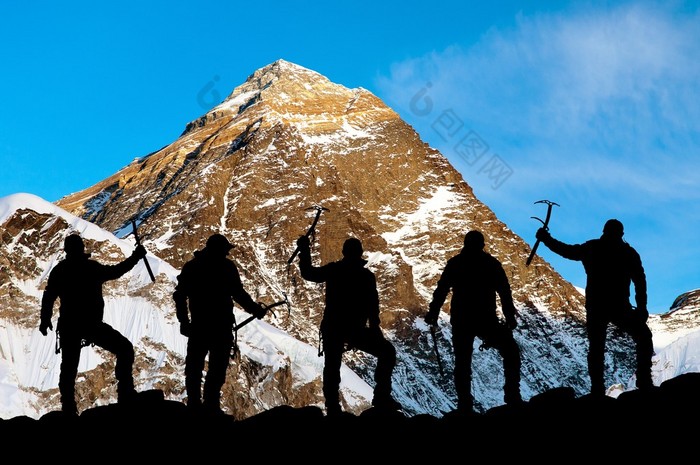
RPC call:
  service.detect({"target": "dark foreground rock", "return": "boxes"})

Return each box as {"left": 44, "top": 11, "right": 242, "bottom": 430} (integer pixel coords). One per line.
{"left": 3, "top": 373, "right": 699, "bottom": 460}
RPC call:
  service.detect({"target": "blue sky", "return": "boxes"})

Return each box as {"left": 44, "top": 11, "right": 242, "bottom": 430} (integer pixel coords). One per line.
{"left": 1, "top": 1, "right": 698, "bottom": 313}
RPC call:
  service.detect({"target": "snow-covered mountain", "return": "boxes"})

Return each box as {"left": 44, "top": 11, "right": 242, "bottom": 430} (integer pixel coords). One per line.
{"left": 1, "top": 60, "right": 698, "bottom": 420}
{"left": 645, "top": 289, "right": 700, "bottom": 383}
{"left": 0, "top": 193, "right": 374, "bottom": 419}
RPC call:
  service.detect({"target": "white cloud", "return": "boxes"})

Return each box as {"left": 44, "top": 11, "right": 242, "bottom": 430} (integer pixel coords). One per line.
{"left": 375, "top": 3, "right": 700, "bottom": 313}
{"left": 376, "top": 3, "right": 700, "bottom": 180}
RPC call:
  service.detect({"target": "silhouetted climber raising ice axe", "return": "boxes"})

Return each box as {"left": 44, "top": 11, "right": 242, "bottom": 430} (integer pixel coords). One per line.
{"left": 536, "top": 219, "right": 654, "bottom": 396}
{"left": 294, "top": 234, "right": 402, "bottom": 416}
{"left": 39, "top": 233, "right": 148, "bottom": 416}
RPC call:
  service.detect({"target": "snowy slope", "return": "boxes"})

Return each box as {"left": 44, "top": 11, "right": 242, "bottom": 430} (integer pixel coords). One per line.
{"left": 0, "top": 193, "right": 373, "bottom": 419}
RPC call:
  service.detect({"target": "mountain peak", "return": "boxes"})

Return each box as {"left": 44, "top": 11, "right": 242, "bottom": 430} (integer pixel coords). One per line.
{"left": 218, "top": 59, "right": 329, "bottom": 106}
{"left": 181, "top": 58, "right": 395, "bottom": 140}
{"left": 248, "top": 59, "right": 328, "bottom": 85}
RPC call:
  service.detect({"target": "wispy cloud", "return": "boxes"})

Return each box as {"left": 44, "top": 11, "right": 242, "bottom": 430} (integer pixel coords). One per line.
{"left": 376, "top": 3, "right": 700, "bottom": 192}
{"left": 375, "top": 2, "right": 700, "bottom": 311}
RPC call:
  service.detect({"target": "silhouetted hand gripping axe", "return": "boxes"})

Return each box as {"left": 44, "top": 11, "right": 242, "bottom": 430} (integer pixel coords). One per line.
{"left": 287, "top": 205, "right": 329, "bottom": 264}
{"left": 230, "top": 293, "right": 291, "bottom": 359}
{"left": 232, "top": 293, "right": 291, "bottom": 332}
{"left": 525, "top": 199, "right": 559, "bottom": 267}
{"left": 131, "top": 219, "right": 156, "bottom": 282}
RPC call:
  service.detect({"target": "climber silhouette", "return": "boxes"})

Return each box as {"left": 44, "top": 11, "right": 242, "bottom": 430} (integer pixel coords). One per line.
{"left": 173, "top": 233, "right": 266, "bottom": 415}
{"left": 39, "top": 233, "right": 147, "bottom": 416}
{"left": 424, "top": 230, "right": 522, "bottom": 412}
{"left": 536, "top": 219, "right": 654, "bottom": 395}
{"left": 295, "top": 235, "right": 401, "bottom": 416}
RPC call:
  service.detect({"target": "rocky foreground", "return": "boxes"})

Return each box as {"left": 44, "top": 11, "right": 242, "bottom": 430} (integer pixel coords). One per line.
{"left": 3, "top": 373, "right": 698, "bottom": 460}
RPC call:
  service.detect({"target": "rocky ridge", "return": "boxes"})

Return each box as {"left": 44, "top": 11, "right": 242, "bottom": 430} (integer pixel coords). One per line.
{"left": 3, "top": 374, "right": 699, "bottom": 461}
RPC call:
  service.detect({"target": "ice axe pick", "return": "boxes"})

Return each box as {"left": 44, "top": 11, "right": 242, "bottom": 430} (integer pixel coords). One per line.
{"left": 525, "top": 200, "right": 559, "bottom": 267}
{"left": 287, "top": 205, "right": 329, "bottom": 264}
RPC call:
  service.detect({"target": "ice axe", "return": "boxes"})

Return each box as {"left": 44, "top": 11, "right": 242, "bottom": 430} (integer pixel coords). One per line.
{"left": 230, "top": 293, "right": 290, "bottom": 359}
{"left": 430, "top": 324, "right": 445, "bottom": 378}
{"left": 130, "top": 219, "right": 156, "bottom": 282}
{"left": 232, "top": 292, "right": 290, "bottom": 332}
{"left": 287, "top": 205, "right": 329, "bottom": 264}
{"left": 525, "top": 200, "right": 559, "bottom": 267}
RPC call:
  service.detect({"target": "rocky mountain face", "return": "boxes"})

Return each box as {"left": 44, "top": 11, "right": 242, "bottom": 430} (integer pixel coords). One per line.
{"left": 4, "top": 59, "right": 684, "bottom": 419}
